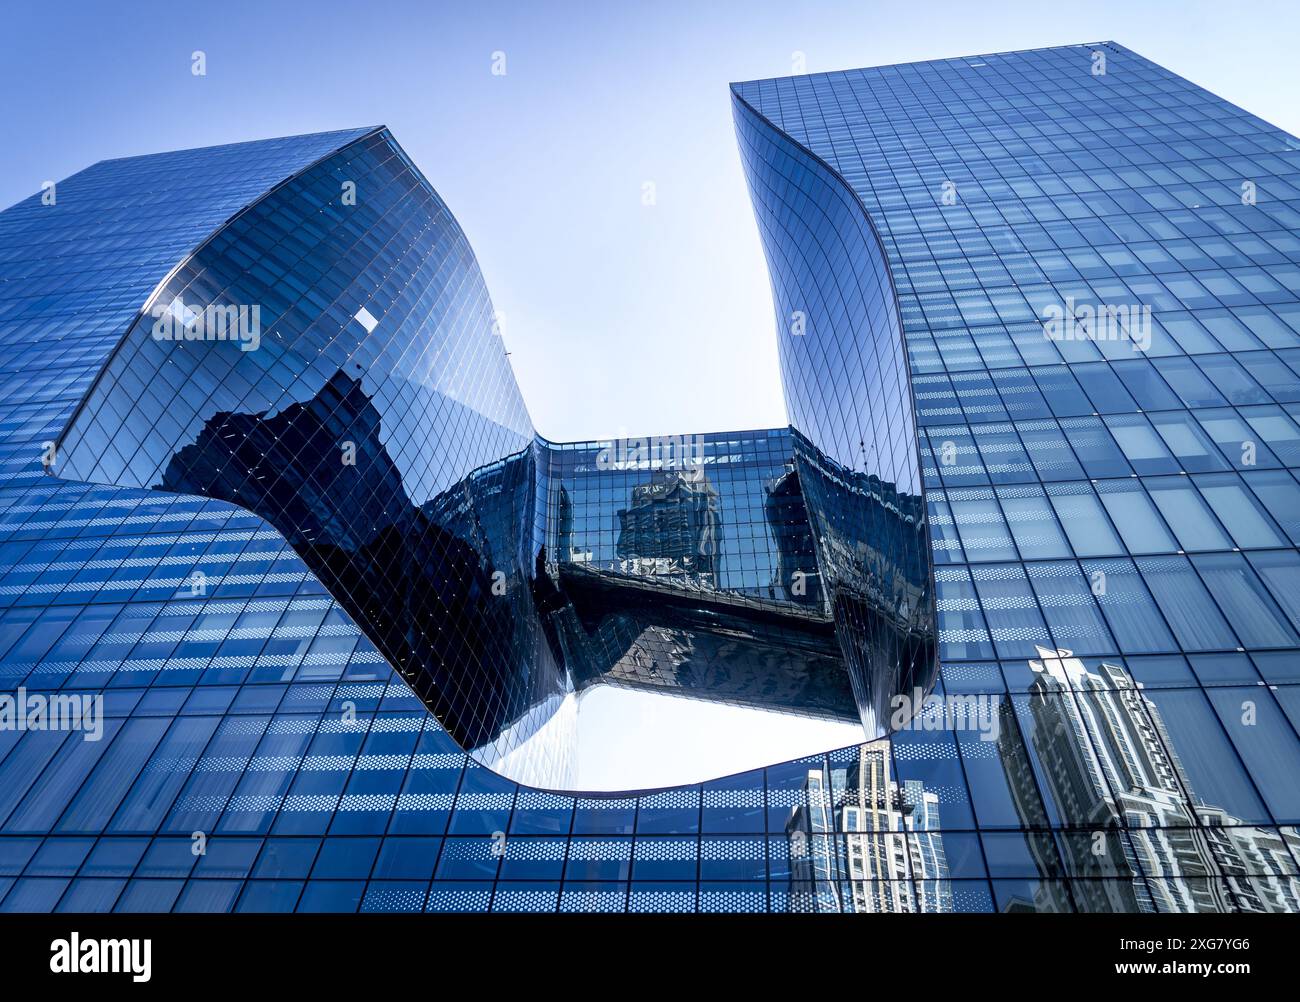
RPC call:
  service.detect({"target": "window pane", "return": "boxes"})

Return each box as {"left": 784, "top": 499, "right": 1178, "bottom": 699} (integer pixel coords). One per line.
{"left": 1095, "top": 480, "right": 1177, "bottom": 554}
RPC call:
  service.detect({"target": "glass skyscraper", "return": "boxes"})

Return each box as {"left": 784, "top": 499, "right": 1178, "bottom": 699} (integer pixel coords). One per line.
{"left": 0, "top": 41, "right": 1297, "bottom": 913}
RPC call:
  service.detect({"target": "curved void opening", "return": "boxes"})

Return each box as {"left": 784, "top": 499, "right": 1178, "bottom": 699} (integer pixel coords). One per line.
{"left": 52, "top": 122, "right": 935, "bottom": 792}
{"left": 574, "top": 688, "right": 864, "bottom": 791}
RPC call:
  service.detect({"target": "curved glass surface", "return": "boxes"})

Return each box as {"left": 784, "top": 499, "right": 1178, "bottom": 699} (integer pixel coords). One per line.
{"left": 54, "top": 128, "right": 572, "bottom": 781}
{"left": 733, "top": 91, "right": 938, "bottom": 733}
{"left": 51, "top": 123, "right": 938, "bottom": 787}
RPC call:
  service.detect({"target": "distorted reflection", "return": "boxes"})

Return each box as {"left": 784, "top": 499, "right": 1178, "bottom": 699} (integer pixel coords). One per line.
{"left": 780, "top": 648, "right": 1300, "bottom": 912}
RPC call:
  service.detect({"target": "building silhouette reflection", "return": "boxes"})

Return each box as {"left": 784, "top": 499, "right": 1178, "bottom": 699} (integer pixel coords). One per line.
{"left": 784, "top": 647, "right": 1300, "bottom": 912}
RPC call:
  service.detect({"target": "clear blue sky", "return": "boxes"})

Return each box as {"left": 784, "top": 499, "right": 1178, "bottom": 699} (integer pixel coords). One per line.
{"left": 5, "top": 0, "right": 1298, "bottom": 787}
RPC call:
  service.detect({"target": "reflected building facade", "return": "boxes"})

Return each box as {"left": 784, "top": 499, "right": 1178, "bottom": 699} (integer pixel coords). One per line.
{"left": 615, "top": 468, "right": 721, "bottom": 585}
{"left": 1006, "top": 648, "right": 1300, "bottom": 913}
{"left": 0, "top": 41, "right": 1298, "bottom": 913}
{"left": 787, "top": 739, "right": 951, "bottom": 913}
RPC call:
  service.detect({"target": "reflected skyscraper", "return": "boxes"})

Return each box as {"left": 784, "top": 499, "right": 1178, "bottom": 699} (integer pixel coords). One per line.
{"left": 615, "top": 468, "right": 722, "bottom": 586}
{"left": 1008, "top": 648, "right": 1300, "bottom": 913}
{"left": 787, "top": 739, "right": 951, "bottom": 913}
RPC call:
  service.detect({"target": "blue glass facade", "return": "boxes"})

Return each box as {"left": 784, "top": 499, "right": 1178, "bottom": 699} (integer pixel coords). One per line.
{"left": 733, "top": 41, "right": 1300, "bottom": 912}
{"left": 0, "top": 41, "right": 1298, "bottom": 913}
